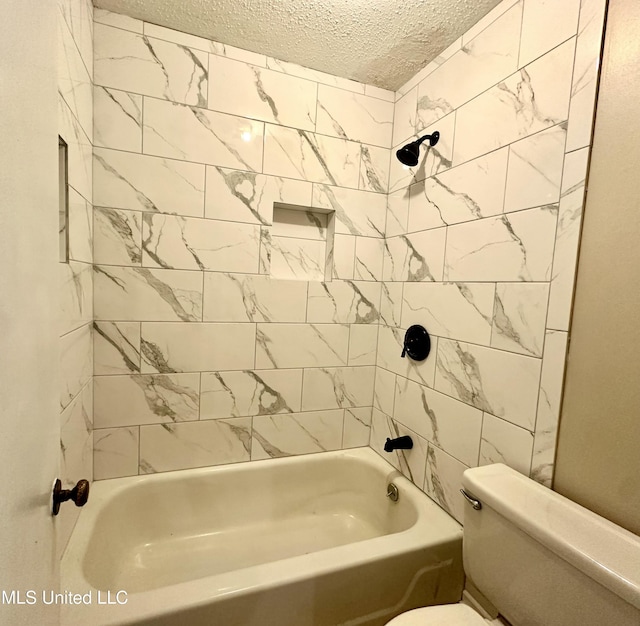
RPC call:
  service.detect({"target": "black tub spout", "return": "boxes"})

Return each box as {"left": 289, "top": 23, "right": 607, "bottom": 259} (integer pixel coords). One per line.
{"left": 384, "top": 436, "right": 413, "bottom": 452}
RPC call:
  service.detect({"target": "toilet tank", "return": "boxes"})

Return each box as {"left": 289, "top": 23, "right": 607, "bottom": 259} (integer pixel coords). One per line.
{"left": 461, "top": 464, "right": 640, "bottom": 626}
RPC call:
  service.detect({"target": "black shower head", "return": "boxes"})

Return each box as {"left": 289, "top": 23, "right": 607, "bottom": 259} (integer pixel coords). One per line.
{"left": 396, "top": 131, "right": 440, "bottom": 166}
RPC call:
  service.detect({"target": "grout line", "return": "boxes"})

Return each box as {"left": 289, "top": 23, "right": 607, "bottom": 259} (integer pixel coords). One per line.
{"left": 140, "top": 94, "right": 145, "bottom": 154}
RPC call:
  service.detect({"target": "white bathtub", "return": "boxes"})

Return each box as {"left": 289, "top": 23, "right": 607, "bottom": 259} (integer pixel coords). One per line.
{"left": 61, "top": 448, "right": 463, "bottom": 626}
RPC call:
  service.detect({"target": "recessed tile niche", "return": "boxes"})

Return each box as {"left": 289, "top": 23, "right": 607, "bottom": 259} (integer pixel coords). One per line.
{"left": 268, "top": 203, "right": 335, "bottom": 281}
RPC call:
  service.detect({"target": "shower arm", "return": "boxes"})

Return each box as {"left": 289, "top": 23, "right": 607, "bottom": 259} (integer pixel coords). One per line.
{"left": 414, "top": 131, "right": 440, "bottom": 147}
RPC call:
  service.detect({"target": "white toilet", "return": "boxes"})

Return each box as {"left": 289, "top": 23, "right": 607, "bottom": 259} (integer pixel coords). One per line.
{"left": 386, "top": 463, "right": 640, "bottom": 626}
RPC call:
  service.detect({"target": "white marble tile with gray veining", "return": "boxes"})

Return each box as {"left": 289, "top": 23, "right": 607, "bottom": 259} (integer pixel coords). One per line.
{"left": 454, "top": 39, "right": 575, "bottom": 165}
{"left": 531, "top": 330, "right": 568, "bottom": 486}
{"left": 312, "top": 184, "right": 386, "bottom": 238}
{"left": 94, "top": 426, "right": 140, "bottom": 480}
{"left": 332, "top": 234, "right": 356, "bottom": 279}
{"left": 547, "top": 147, "right": 589, "bottom": 331}
{"left": 58, "top": 14, "right": 92, "bottom": 141}
{"left": 60, "top": 323, "right": 93, "bottom": 411}
{"left": 407, "top": 148, "right": 508, "bottom": 232}
{"left": 265, "top": 57, "right": 365, "bottom": 94}
{"left": 322, "top": 193, "right": 336, "bottom": 282}
{"left": 270, "top": 236, "right": 326, "bottom": 281}
{"left": 389, "top": 113, "right": 455, "bottom": 193}
{"left": 93, "top": 207, "right": 142, "bottom": 266}
{"left": 140, "top": 322, "right": 255, "bottom": 373}
{"left": 205, "top": 167, "right": 312, "bottom": 226}
{"left": 518, "top": 0, "right": 580, "bottom": 68}
{"left": 301, "top": 366, "right": 375, "bottom": 411}
{"left": 94, "top": 373, "right": 200, "bottom": 428}
{"left": 360, "top": 82, "right": 398, "bottom": 103}
{"left": 343, "top": 407, "right": 372, "bottom": 448}
{"left": 94, "top": 7, "right": 142, "bottom": 33}
{"left": 504, "top": 124, "right": 567, "bottom": 213}
{"left": 263, "top": 125, "right": 360, "bottom": 188}
{"left": 93, "top": 148, "right": 205, "bottom": 217}
{"left": 255, "top": 323, "right": 349, "bottom": 369}
{"left": 444, "top": 206, "right": 558, "bottom": 282}
{"left": 200, "top": 369, "right": 302, "bottom": 419}
{"left": 348, "top": 324, "right": 378, "bottom": 366}
{"left": 566, "top": 0, "right": 607, "bottom": 152}
{"left": 60, "top": 383, "right": 93, "bottom": 489}
{"left": 376, "top": 325, "right": 437, "bottom": 389}
{"left": 435, "top": 338, "right": 541, "bottom": 430}
{"left": 491, "top": 283, "right": 549, "bottom": 357}
{"left": 307, "top": 281, "right": 380, "bottom": 324}
{"left": 203, "top": 273, "right": 307, "bottom": 322}
{"left": 141, "top": 213, "right": 260, "bottom": 273}
{"left": 379, "top": 282, "right": 403, "bottom": 328}
{"left": 68, "top": 187, "right": 93, "bottom": 264}
{"left": 140, "top": 417, "right": 251, "bottom": 473}
{"left": 143, "top": 98, "right": 264, "bottom": 171}
{"left": 210, "top": 42, "right": 265, "bottom": 67}
{"left": 392, "top": 88, "right": 418, "bottom": 148}
{"left": 208, "top": 55, "right": 316, "bottom": 130}
{"left": 258, "top": 226, "right": 271, "bottom": 275}
{"left": 395, "top": 425, "right": 429, "bottom": 488}
{"left": 359, "top": 144, "right": 390, "bottom": 194}
{"left": 58, "top": 0, "right": 93, "bottom": 79}
{"left": 94, "top": 265, "right": 203, "bottom": 322}
{"left": 143, "top": 21, "right": 265, "bottom": 66}
{"left": 383, "top": 228, "right": 446, "bottom": 282}
{"left": 94, "top": 321, "right": 141, "bottom": 375}
{"left": 59, "top": 95, "right": 92, "bottom": 201}
{"left": 402, "top": 282, "right": 495, "bottom": 345}
{"left": 479, "top": 413, "right": 534, "bottom": 475}
{"left": 93, "top": 86, "right": 142, "bottom": 152}
{"left": 424, "top": 445, "right": 469, "bottom": 524}
{"left": 394, "top": 377, "right": 482, "bottom": 466}
{"left": 373, "top": 367, "right": 395, "bottom": 417}
{"left": 251, "top": 410, "right": 344, "bottom": 460}
{"left": 416, "top": 3, "right": 522, "bottom": 131}
{"left": 94, "top": 24, "right": 208, "bottom": 106}
{"left": 354, "top": 237, "right": 384, "bottom": 281}
{"left": 386, "top": 191, "right": 410, "bottom": 238}
{"left": 316, "top": 85, "right": 394, "bottom": 148}
{"left": 60, "top": 261, "right": 93, "bottom": 336}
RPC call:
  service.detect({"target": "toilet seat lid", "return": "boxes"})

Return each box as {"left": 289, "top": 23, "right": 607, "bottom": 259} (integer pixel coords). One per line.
{"left": 386, "top": 603, "right": 489, "bottom": 625}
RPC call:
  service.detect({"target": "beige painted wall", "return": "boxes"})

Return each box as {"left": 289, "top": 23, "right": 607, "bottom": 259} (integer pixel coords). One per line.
{"left": 554, "top": 0, "right": 640, "bottom": 536}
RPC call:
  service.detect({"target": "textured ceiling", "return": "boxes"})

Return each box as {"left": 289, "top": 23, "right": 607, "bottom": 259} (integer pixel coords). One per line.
{"left": 93, "top": 0, "right": 502, "bottom": 91}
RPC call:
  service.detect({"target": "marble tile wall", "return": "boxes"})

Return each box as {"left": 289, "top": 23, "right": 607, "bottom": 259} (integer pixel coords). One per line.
{"left": 91, "top": 10, "right": 393, "bottom": 479}
{"left": 377, "top": 0, "right": 607, "bottom": 523}
{"left": 57, "top": 0, "right": 94, "bottom": 556}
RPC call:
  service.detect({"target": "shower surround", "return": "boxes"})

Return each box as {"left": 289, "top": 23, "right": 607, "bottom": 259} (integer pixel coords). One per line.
{"left": 87, "top": 0, "right": 606, "bottom": 525}
{"left": 90, "top": 9, "right": 392, "bottom": 478}
{"left": 375, "top": 0, "right": 606, "bottom": 522}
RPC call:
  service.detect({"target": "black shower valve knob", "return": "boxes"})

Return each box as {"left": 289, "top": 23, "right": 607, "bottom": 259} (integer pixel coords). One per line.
{"left": 401, "top": 325, "right": 431, "bottom": 361}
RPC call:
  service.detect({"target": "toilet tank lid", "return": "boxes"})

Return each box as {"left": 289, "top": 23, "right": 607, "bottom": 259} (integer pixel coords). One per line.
{"left": 462, "top": 464, "right": 640, "bottom": 611}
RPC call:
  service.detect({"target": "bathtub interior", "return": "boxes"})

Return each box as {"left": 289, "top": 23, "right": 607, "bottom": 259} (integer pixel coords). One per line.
{"left": 81, "top": 452, "right": 421, "bottom": 593}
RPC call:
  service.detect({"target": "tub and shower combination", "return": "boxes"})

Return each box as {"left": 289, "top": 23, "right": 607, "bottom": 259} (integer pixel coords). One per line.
{"left": 61, "top": 448, "right": 463, "bottom": 625}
